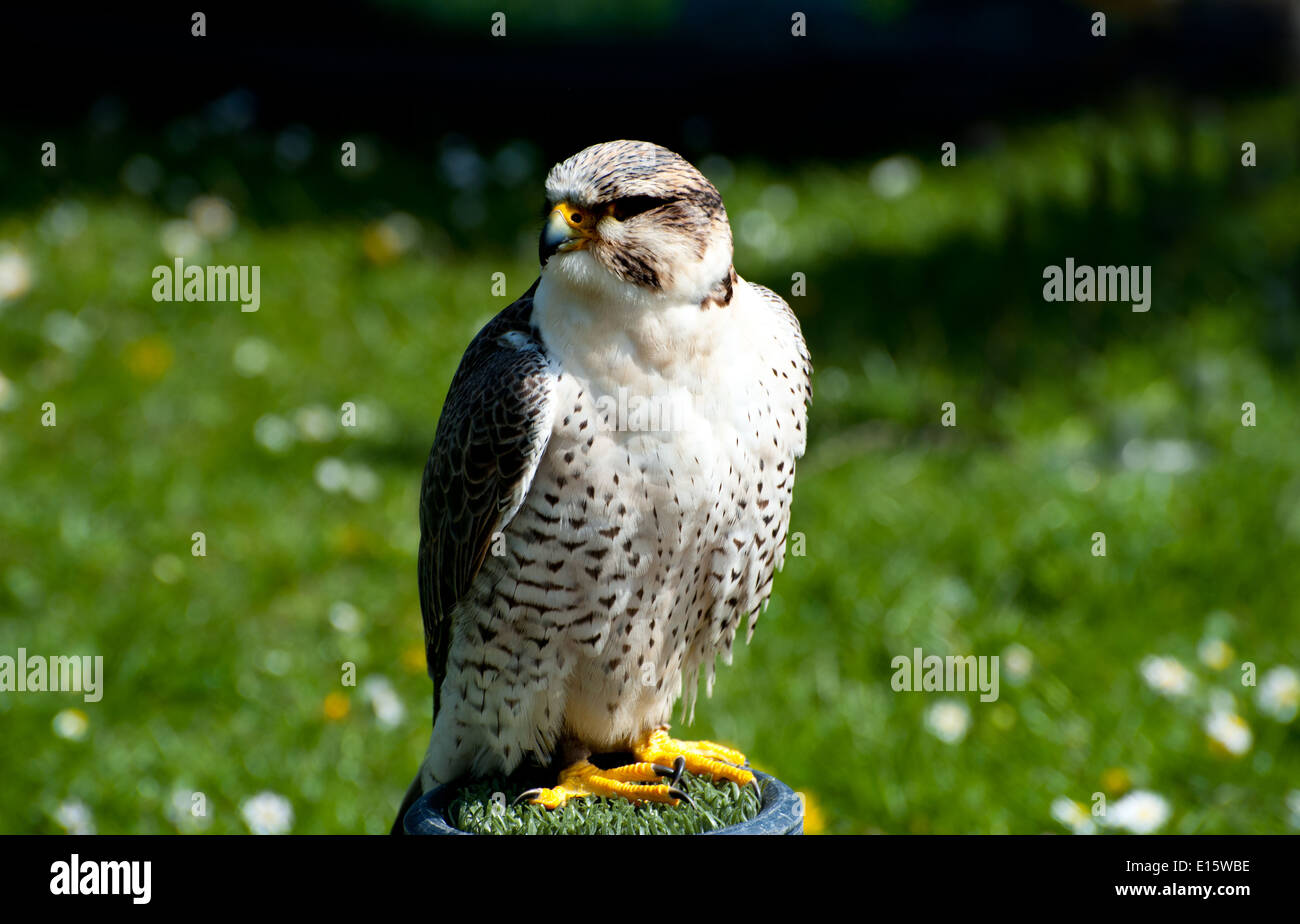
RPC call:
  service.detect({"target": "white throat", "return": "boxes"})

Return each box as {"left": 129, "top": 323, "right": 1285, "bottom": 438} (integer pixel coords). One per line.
{"left": 533, "top": 257, "right": 733, "bottom": 398}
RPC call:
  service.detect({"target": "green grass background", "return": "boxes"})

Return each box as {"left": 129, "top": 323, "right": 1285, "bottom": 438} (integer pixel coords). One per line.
{"left": 0, "top": 94, "right": 1297, "bottom": 833}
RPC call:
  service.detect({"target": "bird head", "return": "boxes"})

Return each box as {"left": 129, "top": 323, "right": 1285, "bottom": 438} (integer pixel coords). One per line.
{"left": 539, "top": 141, "right": 734, "bottom": 307}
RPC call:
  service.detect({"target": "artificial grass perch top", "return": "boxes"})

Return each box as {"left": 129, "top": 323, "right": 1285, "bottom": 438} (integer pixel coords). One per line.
{"left": 447, "top": 771, "right": 764, "bottom": 835}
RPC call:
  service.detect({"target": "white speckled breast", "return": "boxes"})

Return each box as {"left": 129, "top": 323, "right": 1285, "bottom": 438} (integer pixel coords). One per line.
{"left": 425, "top": 276, "right": 809, "bottom": 784}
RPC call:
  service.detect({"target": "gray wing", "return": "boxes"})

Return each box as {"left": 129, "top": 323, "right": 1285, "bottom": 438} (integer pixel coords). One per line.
{"left": 418, "top": 281, "right": 556, "bottom": 715}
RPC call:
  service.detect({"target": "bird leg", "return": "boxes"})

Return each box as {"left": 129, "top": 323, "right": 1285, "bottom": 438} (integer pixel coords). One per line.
{"left": 516, "top": 758, "right": 688, "bottom": 809}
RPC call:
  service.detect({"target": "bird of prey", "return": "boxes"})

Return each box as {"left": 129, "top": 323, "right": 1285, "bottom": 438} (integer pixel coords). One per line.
{"left": 393, "top": 140, "right": 811, "bottom": 831}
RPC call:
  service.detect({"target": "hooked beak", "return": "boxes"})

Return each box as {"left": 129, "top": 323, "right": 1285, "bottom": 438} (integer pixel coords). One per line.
{"left": 539, "top": 202, "right": 595, "bottom": 266}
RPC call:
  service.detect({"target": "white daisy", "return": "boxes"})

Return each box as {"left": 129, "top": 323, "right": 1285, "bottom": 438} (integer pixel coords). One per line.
{"left": 233, "top": 337, "right": 273, "bottom": 377}
{"left": 342, "top": 398, "right": 395, "bottom": 440}
{"left": 1108, "top": 790, "right": 1171, "bottom": 834}
{"left": 159, "top": 219, "right": 206, "bottom": 259}
{"left": 41, "top": 311, "right": 92, "bottom": 354}
{"left": 1204, "top": 709, "right": 1252, "bottom": 756}
{"left": 924, "top": 700, "right": 970, "bottom": 744}
{"left": 187, "top": 196, "right": 236, "bottom": 240}
{"left": 361, "top": 675, "right": 405, "bottom": 728}
{"left": 1197, "top": 637, "right": 1233, "bottom": 671}
{"left": 261, "top": 650, "right": 292, "bottom": 676}
{"left": 1140, "top": 655, "right": 1193, "bottom": 698}
{"left": 167, "top": 786, "right": 210, "bottom": 830}
{"left": 241, "top": 791, "right": 293, "bottom": 835}
{"left": 39, "top": 200, "right": 88, "bottom": 243}
{"left": 1120, "top": 438, "right": 1197, "bottom": 474}
{"left": 0, "top": 248, "right": 34, "bottom": 304}
{"left": 1001, "top": 644, "right": 1033, "bottom": 683}
{"left": 295, "top": 405, "right": 335, "bottom": 443}
{"left": 1050, "top": 797, "right": 1096, "bottom": 835}
{"left": 55, "top": 798, "right": 95, "bottom": 835}
{"left": 344, "top": 463, "right": 381, "bottom": 503}
{"left": 1258, "top": 666, "right": 1299, "bottom": 722}
{"left": 868, "top": 155, "right": 921, "bottom": 199}
{"left": 314, "top": 457, "right": 349, "bottom": 493}
{"left": 52, "top": 709, "right": 89, "bottom": 741}
{"left": 253, "top": 414, "right": 296, "bottom": 455}
{"left": 329, "top": 601, "right": 362, "bottom": 634}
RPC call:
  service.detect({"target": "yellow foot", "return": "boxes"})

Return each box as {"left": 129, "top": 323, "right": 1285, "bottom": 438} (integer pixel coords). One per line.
{"left": 518, "top": 758, "right": 688, "bottom": 810}
{"left": 632, "top": 727, "right": 756, "bottom": 791}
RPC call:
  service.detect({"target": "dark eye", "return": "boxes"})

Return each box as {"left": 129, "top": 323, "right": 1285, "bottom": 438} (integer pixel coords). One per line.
{"left": 610, "top": 195, "right": 672, "bottom": 221}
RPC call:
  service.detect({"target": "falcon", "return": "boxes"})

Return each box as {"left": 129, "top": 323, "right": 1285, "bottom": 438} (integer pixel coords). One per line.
{"left": 393, "top": 141, "right": 811, "bottom": 832}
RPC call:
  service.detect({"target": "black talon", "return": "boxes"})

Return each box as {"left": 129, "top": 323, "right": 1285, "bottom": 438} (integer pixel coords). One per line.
{"left": 649, "top": 756, "right": 686, "bottom": 788}
{"left": 749, "top": 777, "right": 763, "bottom": 803}
{"left": 668, "top": 787, "right": 696, "bottom": 808}
{"left": 513, "top": 789, "right": 544, "bottom": 806}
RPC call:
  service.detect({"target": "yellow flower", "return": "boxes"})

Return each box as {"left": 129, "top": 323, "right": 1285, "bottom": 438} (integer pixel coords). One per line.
{"left": 402, "top": 644, "right": 427, "bottom": 673}
{"left": 327, "top": 523, "right": 370, "bottom": 558}
{"left": 1101, "top": 767, "right": 1131, "bottom": 796}
{"left": 990, "top": 703, "right": 1017, "bottom": 730}
{"left": 362, "top": 213, "right": 420, "bottom": 266}
{"left": 124, "top": 336, "right": 174, "bottom": 381}
{"left": 323, "top": 692, "right": 350, "bottom": 721}
{"left": 799, "top": 790, "right": 826, "bottom": 835}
